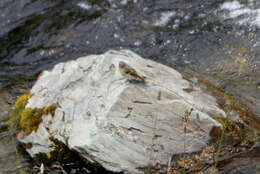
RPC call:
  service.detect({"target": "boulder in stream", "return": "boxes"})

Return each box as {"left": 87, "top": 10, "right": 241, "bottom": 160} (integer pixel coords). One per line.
{"left": 18, "top": 50, "right": 225, "bottom": 174}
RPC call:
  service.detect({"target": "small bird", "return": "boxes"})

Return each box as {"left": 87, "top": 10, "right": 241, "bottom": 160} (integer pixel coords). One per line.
{"left": 119, "top": 61, "right": 146, "bottom": 82}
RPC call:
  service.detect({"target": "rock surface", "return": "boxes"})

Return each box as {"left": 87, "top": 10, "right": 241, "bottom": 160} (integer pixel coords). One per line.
{"left": 19, "top": 50, "right": 225, "bottom": 174}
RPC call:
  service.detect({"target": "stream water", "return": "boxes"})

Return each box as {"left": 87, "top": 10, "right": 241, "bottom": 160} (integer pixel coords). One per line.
{"left": 0, "top": 0, "right": 259, "bottom": 173}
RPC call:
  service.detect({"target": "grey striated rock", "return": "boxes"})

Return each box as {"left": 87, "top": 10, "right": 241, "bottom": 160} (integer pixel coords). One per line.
{"left": 19, "top": 50, "right": 225, "bottom": 174}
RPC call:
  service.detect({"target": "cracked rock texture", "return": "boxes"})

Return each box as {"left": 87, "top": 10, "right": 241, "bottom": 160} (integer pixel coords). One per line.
{"left": 19, "top": 50, "right": 225, "bottom": 174}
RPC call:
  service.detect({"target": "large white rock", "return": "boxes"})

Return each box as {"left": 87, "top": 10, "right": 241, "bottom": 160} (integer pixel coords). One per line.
{"left": 20, "top": 50, "right": 225, "bottom": 174}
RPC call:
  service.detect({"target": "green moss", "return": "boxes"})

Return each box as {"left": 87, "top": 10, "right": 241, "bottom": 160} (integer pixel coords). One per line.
{"left": 20, "top": 103, "right": 59, "bottom": 135}
{"left": 202, "top": 80, "right": 260, "bottom": 131}
{"left": 14, "top": 93, "right": 33, "bottom": 110}
{"left": 20, "top": 108, "right": 43, "bottom": 135}
{"left": 43, "top": 103, "right": 59, "bottom": 116}
{"left": 32, "top": 138, "right": 94, "bottom": 172}
{"left": 20, "top": 108, "right": 35, "bottom": 128}
{"left": 213, "top": 117, "right": 240, "bottom": 138}
{"left": 8, "top": 93, "right": 33, "bottom": 130}
{"left": 35, "top": 138, "right": 73, "bottom": 163}
{"left": 9, "top": 93, "right": 59, "bottom": 136}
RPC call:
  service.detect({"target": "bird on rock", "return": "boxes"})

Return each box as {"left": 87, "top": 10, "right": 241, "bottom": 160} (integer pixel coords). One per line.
{"left": 118, "top": 61, "right": 146, "bottom": 83}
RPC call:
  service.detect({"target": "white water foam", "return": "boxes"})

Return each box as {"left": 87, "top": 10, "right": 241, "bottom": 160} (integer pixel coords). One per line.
{"left": 220, "top": 1, "right": 260, "bottom": 27}
{"left": 154, "top": 11, "right": 176, "bottom": 26}
{"left": 77, "top": 2, "right": 92, "bottom": 10}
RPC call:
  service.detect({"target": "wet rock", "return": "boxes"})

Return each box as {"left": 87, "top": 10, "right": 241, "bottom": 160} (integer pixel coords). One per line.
{"left": 213, "top": 144, "right": 260, "bottom": 174}
{"left": 218, "top": 157, "right": 260, "bottom": 174}
{"left": 19, "top": 50, "right": 225, "bottom": 174}
{"left": 0, "top": 88, "right": 12, "bottom": 122}
{"left": 0, "top": 86, "right": 33, "bottom": 173}
{"left": 0, "top": 130, "right": 31, "bottom": 174}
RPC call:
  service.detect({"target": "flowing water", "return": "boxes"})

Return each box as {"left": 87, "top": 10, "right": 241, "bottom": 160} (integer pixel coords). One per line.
{"left": 0, "top": 0, "right": 259, "bottom": 173}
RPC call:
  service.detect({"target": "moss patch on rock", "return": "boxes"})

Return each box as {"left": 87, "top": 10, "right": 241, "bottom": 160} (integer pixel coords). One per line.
{"left": 202, "top": 79, "right": 260, "bottom": 131}
{"left": 213, "top": 117, "right": 242, "bottom": 138}
{"left": 8, "top": 93, "right": 59, "bottom": 135}
{"left": 165, "top": 78, "right": 259, "bottom": 174}
{"left": 8, "top": 93, "right": 33, "bottom": 130}
{"left": 20, "top": 103, "right": 59, "bottom": 135}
